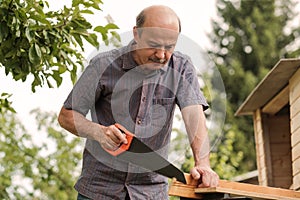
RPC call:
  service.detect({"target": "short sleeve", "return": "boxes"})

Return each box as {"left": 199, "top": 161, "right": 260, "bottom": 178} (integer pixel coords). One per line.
{"left": 63, "top": 61, "right": 102, "bottom": 116}
{"left": 175, "top": 58, "right": 209, "bottom": 110}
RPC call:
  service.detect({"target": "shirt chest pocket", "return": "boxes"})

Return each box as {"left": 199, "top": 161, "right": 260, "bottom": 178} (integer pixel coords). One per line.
{"left": 151, "top": 97, "right": 176, "bottom": 128}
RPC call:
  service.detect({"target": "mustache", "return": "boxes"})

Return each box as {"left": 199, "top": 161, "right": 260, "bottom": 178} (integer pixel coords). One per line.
{"left": 150, "top": 57, "right": 166, "bottom": 64}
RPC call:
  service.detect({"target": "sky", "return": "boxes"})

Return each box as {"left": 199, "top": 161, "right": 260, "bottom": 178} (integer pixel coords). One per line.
{"left": 0, "top": 0, "right": 218, "bottom": 132}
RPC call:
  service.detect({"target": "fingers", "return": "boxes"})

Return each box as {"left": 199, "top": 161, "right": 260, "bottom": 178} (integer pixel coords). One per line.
{"left": 198, "top": 171, "right": 219, "bottom": 188}
{"left": 190, "top": 166, "right": 219, "bottom": 188}
{"left": 101, "top": 125, "right": 128, "bottom": 150}
{"left": 111, "top": 125, "right": 128, "bottom": 144}
{"left": 190, "top": 167, "right": 201, "bottom": 180}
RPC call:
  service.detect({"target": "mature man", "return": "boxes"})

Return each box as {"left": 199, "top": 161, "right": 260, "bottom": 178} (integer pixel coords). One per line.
{"left": 58, "top": 5, "right": 219, "bottom": 200}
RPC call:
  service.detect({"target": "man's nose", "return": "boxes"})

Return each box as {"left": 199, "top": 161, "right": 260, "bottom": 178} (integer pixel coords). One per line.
{"left": 155, "top": 48, "right": 166, "bottom": 59}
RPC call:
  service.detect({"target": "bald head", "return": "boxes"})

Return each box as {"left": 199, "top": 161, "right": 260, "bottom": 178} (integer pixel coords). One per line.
{"left": 136, "top": 5, "right": 181, "bottom": 32}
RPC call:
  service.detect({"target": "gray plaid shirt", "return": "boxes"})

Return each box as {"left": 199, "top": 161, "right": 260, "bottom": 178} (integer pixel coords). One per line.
{"left": 64, "top": 41, "right": 208, "bottom": 199}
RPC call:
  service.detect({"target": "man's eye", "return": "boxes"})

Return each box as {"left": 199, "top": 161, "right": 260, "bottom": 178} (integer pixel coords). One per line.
{"left": 165, "top": 45, "right": 174, "bottom": 50}
{"left": 149, "top": 43, "right": 161, "bottom": 48}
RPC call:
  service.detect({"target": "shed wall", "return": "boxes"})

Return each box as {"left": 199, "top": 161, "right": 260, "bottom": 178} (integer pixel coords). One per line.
{"left": 253, "top": 108, "right": 292, "bottom": 188}
{"left": 266, "top": 114, "right": 292, "bottom": 189}
{"left": 290, "top": 68, "right": 300, "bottom": 191}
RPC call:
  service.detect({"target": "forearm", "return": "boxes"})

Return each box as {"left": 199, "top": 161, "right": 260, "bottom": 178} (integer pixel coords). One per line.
{"left": 182, "top": 105, "right": 211, "bottom": 167}
{"left": 190, "top": 134, "right": 211, "bottom": 167}
{"left": 58, "top": 107, "right": 101, "bottom": 140}
{"left": 58, "top": 106, "right": 127, "bottom": 150}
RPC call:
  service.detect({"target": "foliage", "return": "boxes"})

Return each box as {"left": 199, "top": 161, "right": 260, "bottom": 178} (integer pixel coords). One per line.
{"left": 0, "top": 108, "right": 84, "bottom": 199}
{"left": 0, "top": 93, "right": 16, "bottom": 113}
{"left": 207, "top": 0, "right": 300, "bottom": 179}
{"left": 0, "top": 0, "right": 120, "bottom": 92}
{"left": 0, "top": 0, "right": 121, "bottom": 198}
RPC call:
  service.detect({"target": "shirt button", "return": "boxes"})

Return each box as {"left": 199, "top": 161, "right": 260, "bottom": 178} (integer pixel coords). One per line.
{"left": 142, "top": 96, "right": 146, "bottom": 102}
{"left": 137, "top": 119, "right": 142, "bottom": 124}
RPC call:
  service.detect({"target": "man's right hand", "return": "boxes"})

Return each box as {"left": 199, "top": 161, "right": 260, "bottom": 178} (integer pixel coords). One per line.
{"left": 97, "top": 125, "right": 128, "bottom": 151}
{"left": 58, "top": 107, "right": 128, "bottom": 151}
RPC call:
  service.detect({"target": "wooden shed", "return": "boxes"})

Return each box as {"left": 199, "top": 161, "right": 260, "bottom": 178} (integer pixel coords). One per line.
{"left": 235, "top": 58, "right": 300, "bottom": 190}
{"left": 168, "top": 58, "right": 300, "bottom": 199}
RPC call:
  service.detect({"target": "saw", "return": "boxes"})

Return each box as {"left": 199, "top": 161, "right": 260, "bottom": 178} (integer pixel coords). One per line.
{"left": 105, "top": 123, "right": 187, "bottom": 184}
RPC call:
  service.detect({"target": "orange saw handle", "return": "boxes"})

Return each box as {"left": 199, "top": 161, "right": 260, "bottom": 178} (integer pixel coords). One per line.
{"left": 104, "top": 123, "right": 134, "bottom": 156}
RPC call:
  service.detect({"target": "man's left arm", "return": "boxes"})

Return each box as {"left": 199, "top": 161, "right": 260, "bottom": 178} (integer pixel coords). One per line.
{"left": 181, "top": 105, "right": 219, "bottom": 187}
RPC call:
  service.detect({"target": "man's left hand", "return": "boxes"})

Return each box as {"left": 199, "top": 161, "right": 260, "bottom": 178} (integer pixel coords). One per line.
{"left": 190, "top": 165, "right": 219, "bottom": 188}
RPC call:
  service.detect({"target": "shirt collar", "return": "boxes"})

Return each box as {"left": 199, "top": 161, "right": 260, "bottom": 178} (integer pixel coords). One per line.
{"left": 121, "top": 40, "right": 137, "bottom": 70}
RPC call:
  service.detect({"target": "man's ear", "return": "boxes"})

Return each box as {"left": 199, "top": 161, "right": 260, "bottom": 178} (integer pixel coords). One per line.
{"left": 133, "top": 26, "right": 139, "bottom": 41}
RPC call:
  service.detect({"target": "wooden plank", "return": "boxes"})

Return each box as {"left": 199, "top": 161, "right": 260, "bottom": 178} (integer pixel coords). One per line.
{"left": 291, "top": 126, "right": 300, "bottom": 148}
{"left": 290, "top": 94, "right": 300, "bottom": 118}
{"left": 259, "top": 166, "right": 269, "bottom": 186}
{"left": 169, "top": 174, "right": 300, "bottom": 200}
{"left": 291, "top": 112, "right": 300, "bottom": 133}
{"left": 293, "top": 173, "right": 300, "bottom": 191}
{"left": 168, "top": 174, "right": 203, "bottom": 199}
{"left": 253, "top": 110, "right": 274, "bottom": 186}
{"left": 262, "top": 114, "right": 274, "bottom": 186}
{"left": 289, "top": 68, "right": 300, "bottom": 104}
{"left": 196, "top": 180, "right": 300, "bottom": 200}
{"left": 292, "top": 157, "right": 300, "bottom": 176}
{"left": 253, "top": 110, "right": 265, "bottom": 185}
{"left": 262, "top": 86, "right": 289, "bottom": 115}
{"left": 292, "top": 143, "right": 300, "bottom": 162}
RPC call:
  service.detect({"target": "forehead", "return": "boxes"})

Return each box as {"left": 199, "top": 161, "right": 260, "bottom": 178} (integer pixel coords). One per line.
{"left": 139, "top": 27, "right": 179, "bottom": 43}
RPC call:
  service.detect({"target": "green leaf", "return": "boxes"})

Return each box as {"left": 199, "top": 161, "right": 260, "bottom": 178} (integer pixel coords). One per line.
{"left": 46, "top": 79, "right": 54, "bottom": 88}
{"left": 71, "top": 33, "right": 83, "bottom": 48}
{"left": 1, "top": 93, "right": 10, "bottom": 97}
{"left": 80, "top": 9, "right": 94, "bottom": 15}
{"left": 34, "top": 43, "right": 41, "bottom": 58}
{"left": 72, "top": 0, "right": 81, "bottom": 7}
{"left": 29, "top": 43, "right": 41, "bottom": 64}
{"left": 105, "top": 23, "right": 119, "bottom": 30}
{"left": 100, "top": 32, "right": 108, "bottom": 45}
{"left": 31, "top": 74, "right": 42, "bottom": 92}
{"left": 28, "top": 45, "right": 36, "bottom": 63}
{"left": 25, "top": 27, "right": 33, "bottom": 43}
{"left": 83, "top": 33, "right": 99, "bottom": 47}
{"left": 94, "top": 25, "right": 106, "bottom": 34}
{"left": 111, "top": 31, "right": 121, "bottom": 42}
{"left": 73, "top": 19, "right": 92, "bottom": 29}
{"left": 58, "top": 65, "right": 67, "bottom": 74}
{"left": 30, "top": 14, "right": 50, "bottom": 25}
{"left": 91, "top": 3, "right": 100, "bottom": 10}
{"left": 70, "top": 66, "right": 77, "bottom": 84}
{"left": 52, "top": 70, "right": 63, "bottom": 87}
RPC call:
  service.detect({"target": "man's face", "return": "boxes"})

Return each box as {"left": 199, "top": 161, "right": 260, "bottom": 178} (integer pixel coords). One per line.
{"left": 133, "top": 27, "right": 179, "bottom": 70}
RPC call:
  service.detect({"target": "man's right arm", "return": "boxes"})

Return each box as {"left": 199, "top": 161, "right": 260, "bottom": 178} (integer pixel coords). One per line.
{"left": 58, "top": 106, "right": 127, "bottom": 150}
